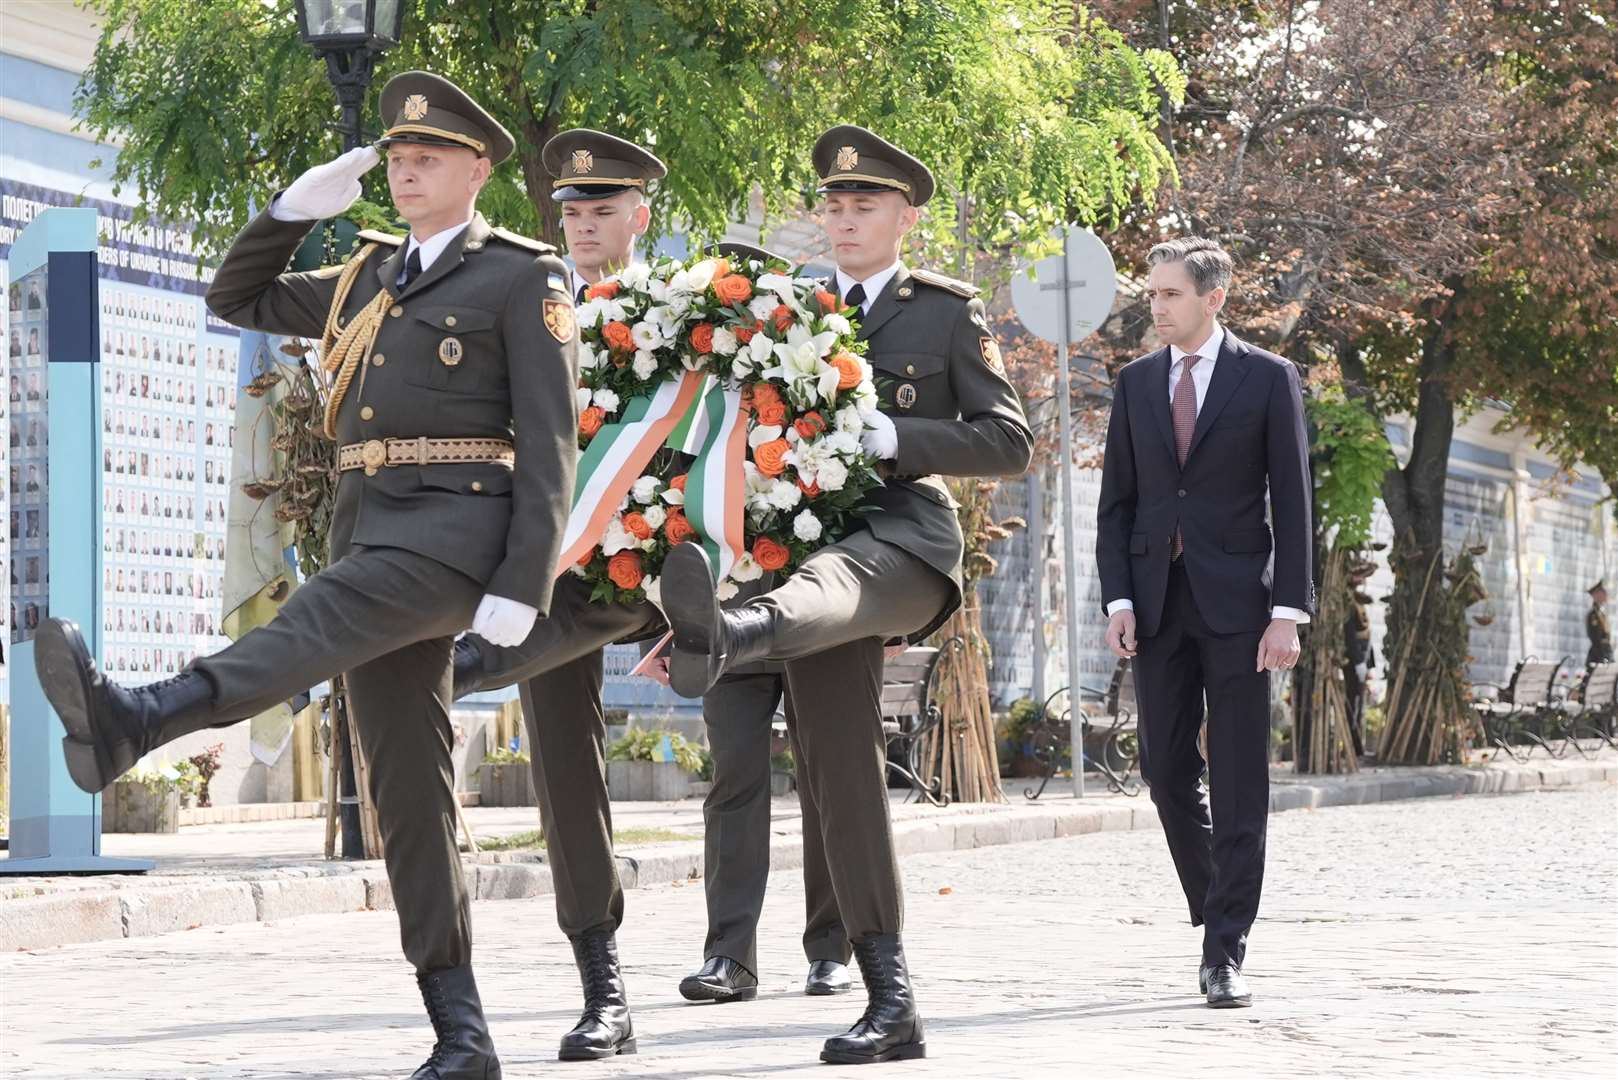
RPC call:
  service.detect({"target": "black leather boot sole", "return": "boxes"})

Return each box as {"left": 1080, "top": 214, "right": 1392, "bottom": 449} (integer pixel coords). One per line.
{"left": 662, "top": 544, "right": 720, "bottom": 698}
{"left": 679, "top": 977, "right": 758, "bottom": 1003}
{"left": 558, "top": 1037, "right": 637, "bottom": 1061}
{"left": 36, "top": 619, "right": 116, "bottom": 793}
{"left": 819, "top": 1034, "right": 927, "bottom": 1065}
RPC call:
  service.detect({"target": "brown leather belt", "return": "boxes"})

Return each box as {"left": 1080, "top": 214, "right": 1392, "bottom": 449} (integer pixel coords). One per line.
{"left": 338, "top": 437, "right": 515, "bottom": 477}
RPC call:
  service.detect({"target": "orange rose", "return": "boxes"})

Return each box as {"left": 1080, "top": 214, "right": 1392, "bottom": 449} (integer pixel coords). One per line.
{"left": 829, "top": 350, "right": 863, "bottom": 391}
{"left": 670, "top": 473, "right": 689, "bottom": 492}
{"left": 690, "top": 323, "right": 716, "bottom": 354}
{"left": 711, "top": 258, "right": 731, "bottom": 278}
{"left": 754, "top": 438, "right": 790, "bottom": 478}
{"left": 752, "top": 382, "right": 788, "bottom": 426}
{"left": 772, "top": 303, "right": 794, "bottom": 332}
{"left": 602, "top": 320, "right": 634, "bottom": 352}
{"left": 663, "top": 508, "right": 696, "bottom": 544}
{"left": 579, "top": 405, "right": 606, "bottom": 438}
{"left": 734, "top": 319, "right": 765, "bottom": 344}
{"left": 816, "top": 288, "right": 838, "bottom": 313}
{"left": 752, "top": 536, "right": 790, "bottom": 572}
{"left": 622, "top": 511, "right": 653, "bottom": 541}
{"left": 577, "top": 547, "right": 597, "bottom": 567}
{"left": 712, "top": 274, "right": 753, "bottom": 306}
{"left": 794, "top": 411, "right": 827, "bottom": 440}
{"left": 797, "top": 478, "right": 822, "bottom": 498}
{"left": 607, "top": 551, "right": 644, "bottom": 590}
{"left": 585, "top": 280, "right": 620, "bottom": 300}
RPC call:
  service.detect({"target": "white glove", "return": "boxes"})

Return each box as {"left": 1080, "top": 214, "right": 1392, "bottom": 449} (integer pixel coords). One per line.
{"left": 271, "top": 146, "right": 380, "bottom": 222}
{"left": 861, "top": 409, "right": 898, "bottom": 460}
{"left": 471, "top": 595, "right": 539, "bottom": 648}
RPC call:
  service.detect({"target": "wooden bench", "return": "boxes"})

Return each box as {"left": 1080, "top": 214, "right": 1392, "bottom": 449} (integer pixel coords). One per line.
{"left": 1471, "top": 657, "right": 1567, "bottom": 761}
{"left": 879, "top": 645, "right": 953, "bottom": 807}
{"left": 1565, "top": 662, "right": 1618, "bottom": 755}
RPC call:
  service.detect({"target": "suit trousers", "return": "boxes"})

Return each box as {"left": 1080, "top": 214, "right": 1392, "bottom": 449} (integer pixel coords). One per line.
{"left": 1131, "top": 562, "right": 1271, "bottom": 969}
{"left": 192, "top": 545, "right": 485, "bottom": 972}
{"left": 471, "top": 576, "right": 661, "bottom": 939}
{"left": 700, "top": 673, "right": 848, "bottom": 974}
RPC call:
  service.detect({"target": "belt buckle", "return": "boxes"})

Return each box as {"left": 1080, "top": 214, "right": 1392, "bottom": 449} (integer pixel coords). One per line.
{"left": 360, "top": 439, "right": 387, "bottom": 476}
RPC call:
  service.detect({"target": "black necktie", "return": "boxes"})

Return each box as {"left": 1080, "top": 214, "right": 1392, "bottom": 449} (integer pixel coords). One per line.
{"left": 400, "top": 246, "right": 424, "bottom": 289}
{"left": 843, "top": 282, "right": 866, "bottom": 310}
{"left": 576, "top": 281, "right": 589, "bottom": 304}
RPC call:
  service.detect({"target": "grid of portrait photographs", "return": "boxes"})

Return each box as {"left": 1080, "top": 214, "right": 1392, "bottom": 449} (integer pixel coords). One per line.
{"left": 9, "top": 266, "right": 49, "bottom": 665}
{"left": 98, "top": 283, "right": 239, "bottom": 684}
{"left": 1, "top": 266, "right": 14, "bottom": 688}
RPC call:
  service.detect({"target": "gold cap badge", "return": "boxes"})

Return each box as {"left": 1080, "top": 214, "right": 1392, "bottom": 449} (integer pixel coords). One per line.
{"left": 835, "top": 145, "right": 859, "bottom": 171}
{"left": 572, "top": 149, "right": 594, "bottom": 175}
{"left": 402, "top": 94, "right": 429, "bottom": 121}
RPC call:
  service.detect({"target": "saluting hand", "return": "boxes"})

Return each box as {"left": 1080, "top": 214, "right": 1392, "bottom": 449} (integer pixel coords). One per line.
{"left": 272, "top": 146, "right": 381, "bottom": 222}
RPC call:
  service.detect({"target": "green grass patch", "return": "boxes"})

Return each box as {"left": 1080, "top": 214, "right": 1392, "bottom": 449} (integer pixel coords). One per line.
{"left": 474, "top": 826, "right": 692, "bottom": 852}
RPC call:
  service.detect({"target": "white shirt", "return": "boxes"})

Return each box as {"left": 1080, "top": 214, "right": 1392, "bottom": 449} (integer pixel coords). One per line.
{"left": 402, "top": 218, "right": 473, "bottom": 283}
{"left": 835, "top": 260, "right": 902, "bottom": 315}
{"left": 1106, "top": 319, "right": 1309, "bottom": 624}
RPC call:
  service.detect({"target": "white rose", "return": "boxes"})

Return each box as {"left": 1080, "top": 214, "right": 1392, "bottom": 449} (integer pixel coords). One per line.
{"left": 575, "top": 387, "right": 594, "bottom": 413}
{"left": 648, "top": 279, "right": 671, "bottom": 303}
{"left": 823, "top": 313, "right": 852, "bottom": 336}
{"left": 836, "top": 405, "right": 864, "bottom": 435}
{"left": 593, "top": 387, "right": 621, "bottom": 414}
{"left": 642, "top": 504, "right": 666, "bottom": 529}
{"left": 632, "top": 351, "right": 658, "bottom": 380}
{"left": 686, "top": 258, "right": 720, "bottom": 292}
{"left": 631, "top": 475, "right": 661, "bottom": 504}
{"left": 818, "top": 457, "right": 849, "bottom": 492}
{"left": 768, "top": 480, "right": 803, "bottom": 511}
{"left": 715, "top": 579, "right": 739, "bottom": 602}
{"left": 618, "top": 263, "right": 651, "bottom": 290}
{"left": 730, "top": 552, "right": 763, "bottom": 582}
{"left": 792, "top": 509, "right": 823, "bottom": 543}
{"left": 640, "top": 537, "right": 658, "bottom": 552}
{"left": 748, "top": 294, "right": 778, "bottom": 323}
{"left": 641, "top": 574, "right": 662, "bottom": 607}
{"left": 711, "top": 327, "right": 739, "bottom": 356}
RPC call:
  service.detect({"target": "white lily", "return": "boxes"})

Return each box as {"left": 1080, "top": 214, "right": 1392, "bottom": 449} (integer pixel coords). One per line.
{"left": 686, "top": 258, "right": 720, "bottom": 292}
{"left": 748, "top": 423, "right": 783, "bottom": 450}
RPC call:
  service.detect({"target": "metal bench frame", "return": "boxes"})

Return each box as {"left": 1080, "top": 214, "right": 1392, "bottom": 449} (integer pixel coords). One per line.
{"left": 1471, "top": 657, "right": 1567, "bottom": 762}
{"left": 1024, "top": 658, "right": 1143, "bottom": 800}
{"left": 878, "top": 641, "right": 956, "bottom": 807}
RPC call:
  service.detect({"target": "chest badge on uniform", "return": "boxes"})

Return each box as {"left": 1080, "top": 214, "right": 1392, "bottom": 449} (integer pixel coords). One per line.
{"left": 543, "top": 298, "right": 576, "bottom": 343}
{"left": 438, "top": 337, "right": 464, "bottom": 368}
{"left": 896, "top": 383, "right": 918, "bottom": 410}
{"left": 979, "top": 336, "right": 1004, "bottom": 373}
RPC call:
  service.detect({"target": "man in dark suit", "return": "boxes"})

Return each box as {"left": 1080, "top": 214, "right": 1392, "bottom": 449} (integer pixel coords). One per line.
{"left": 1096, "top": 236, "right": 1313, "bottom": 1009}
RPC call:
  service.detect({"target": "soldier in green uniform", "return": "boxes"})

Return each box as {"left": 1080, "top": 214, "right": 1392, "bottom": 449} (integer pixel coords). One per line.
{"left": 1588, "top": 580, "right": 1613, "bottom": 666}
{"left": 659, "top": 125, "right": 1034, "bottom": 1064}
{"left": 34, "top": 72, "right": 578, "bottom": 1079}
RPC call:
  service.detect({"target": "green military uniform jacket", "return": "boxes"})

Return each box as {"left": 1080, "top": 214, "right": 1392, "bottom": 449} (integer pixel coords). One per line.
{"left": 853, "top": 265, "right": 1033, "bottom": 638}
{"left": 206, "top": 209, "right": 579, "bottom": 615}
{"left": 1589, "top": 604, "right": 1613, "bottom": 665}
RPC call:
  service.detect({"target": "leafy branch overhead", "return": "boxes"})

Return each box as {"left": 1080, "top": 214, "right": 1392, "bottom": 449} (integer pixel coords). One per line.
{"left": 75, "top": 0, "right": 1181, "bottom": 259}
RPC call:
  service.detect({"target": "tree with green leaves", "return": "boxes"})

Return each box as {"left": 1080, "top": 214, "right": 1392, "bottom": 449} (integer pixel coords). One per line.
{"left": 76, "top": 0, "right": 1180, "bottom": 261}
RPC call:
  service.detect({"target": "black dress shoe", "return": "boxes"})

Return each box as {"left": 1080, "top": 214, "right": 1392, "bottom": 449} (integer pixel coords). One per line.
{"left": 451, "top": 635, "right": 485, "bottom": 701}
{"left": 820, "top": 933, "right": 926, "bottom": 1065}
{"left": 1204, "top": 963, "right": 1252, "bottom": 1008}
{"left": 662, "top": 543, "right": 776, "bottom": 697}
{"left": 412, "top": 964, "right": 502, "bottom": 1079}
{"left": 679, "top": 956, "right": 758, "bottom": 1003}
{"left": 805, "top": 959, "right": 852, "bottom": 996}
{"left": 559, "top": 930, "right": 636, "bottom": 1060}
{"left": 1198, "top": 963, "right": 1210, "bottom": 995}
{"left": 35, "top": 618, "right": 216, "bottom": 793}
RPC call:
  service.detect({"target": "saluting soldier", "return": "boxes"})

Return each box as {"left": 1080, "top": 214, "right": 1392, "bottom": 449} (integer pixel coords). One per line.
{"left": 1588, "top": 580, "right": 1613, "bottom": 666}
{"left": 34, "top": 72, "right": 578, "bottom": 1080}
{"left": 658, "top": 125, "right": 1034, "bottom": 1064}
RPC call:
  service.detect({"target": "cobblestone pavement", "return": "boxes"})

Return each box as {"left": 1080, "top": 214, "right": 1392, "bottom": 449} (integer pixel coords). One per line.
{"left": 3, "top": 784, "right": 1613, "bottom": 1079}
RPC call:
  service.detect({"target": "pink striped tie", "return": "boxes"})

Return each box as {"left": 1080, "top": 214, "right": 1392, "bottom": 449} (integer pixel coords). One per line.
{"left": 1170, "top": 354, "right": 1199, "bottom": 559}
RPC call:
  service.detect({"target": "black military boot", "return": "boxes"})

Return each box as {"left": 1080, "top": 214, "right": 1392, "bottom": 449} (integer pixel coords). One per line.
{"left": 679, "top": 955, "right": 758, "bottom": 1003}
{"left": 805, "top": 959, "right": 853, "bottom": 996}
{"left": 559, "top": 929, "right": 636, "bottom": 1060}
{"left": 451, "top": 635, "right": 485, "bottom": 701}
{"left": 662, "top": 542, "right": 777, "bottom": 698}
{"left": 35, "top": 618, "right": 217, "bottom": 794}
{"left": 413, "top": 964, "right": 502, "bottom": 1079}
{"left": 820, "top": 933, "right": 926, "bottom": 1065}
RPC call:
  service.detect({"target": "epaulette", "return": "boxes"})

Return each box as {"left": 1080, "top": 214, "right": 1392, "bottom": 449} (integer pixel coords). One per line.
{"left": 490, "top": 226, "right": 556, "bottom": 254}
{"left": 356, "top": 228, "right": 405, "bottom": 247}
{"left": 909, "top": 267, "right": 978, "bottom": 299}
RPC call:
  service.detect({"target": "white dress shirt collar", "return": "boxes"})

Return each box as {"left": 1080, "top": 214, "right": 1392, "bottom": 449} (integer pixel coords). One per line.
{"left": 1169, "top": 320, "right": 1223, "bottom": 369}
{"left": 835, "top": 260, "right": 903, "bottom": 314}
{"left": 405, "top": 218, "right": 474, "bottom": 276}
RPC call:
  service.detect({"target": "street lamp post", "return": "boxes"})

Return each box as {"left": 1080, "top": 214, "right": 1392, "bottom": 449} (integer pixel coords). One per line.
{"left": 291, "top": 0, "right": 403, "bottom": 860}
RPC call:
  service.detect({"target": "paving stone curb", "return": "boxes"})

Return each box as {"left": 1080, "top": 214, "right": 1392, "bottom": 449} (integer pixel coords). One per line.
{"left": 4, "top": 755, "right": 1611, "bottom": 951}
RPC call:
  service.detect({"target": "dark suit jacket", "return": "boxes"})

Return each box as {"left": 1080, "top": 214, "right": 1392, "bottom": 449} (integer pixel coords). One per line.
{"left": 1096, "top": 330, "right": 1313, "bottom": 638}
{"left": 207, "top": 209, "right": 579, "bottom": 615}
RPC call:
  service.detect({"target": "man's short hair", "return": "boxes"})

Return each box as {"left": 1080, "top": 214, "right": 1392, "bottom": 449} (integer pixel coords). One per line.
{"left": 1147, "top": 237, "right": 1234, "bottom": 296}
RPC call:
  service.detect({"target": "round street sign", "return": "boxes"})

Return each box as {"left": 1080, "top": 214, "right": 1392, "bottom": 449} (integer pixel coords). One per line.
{"left": 1010, "top": 226, "right": 1118, "bottom": 346}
